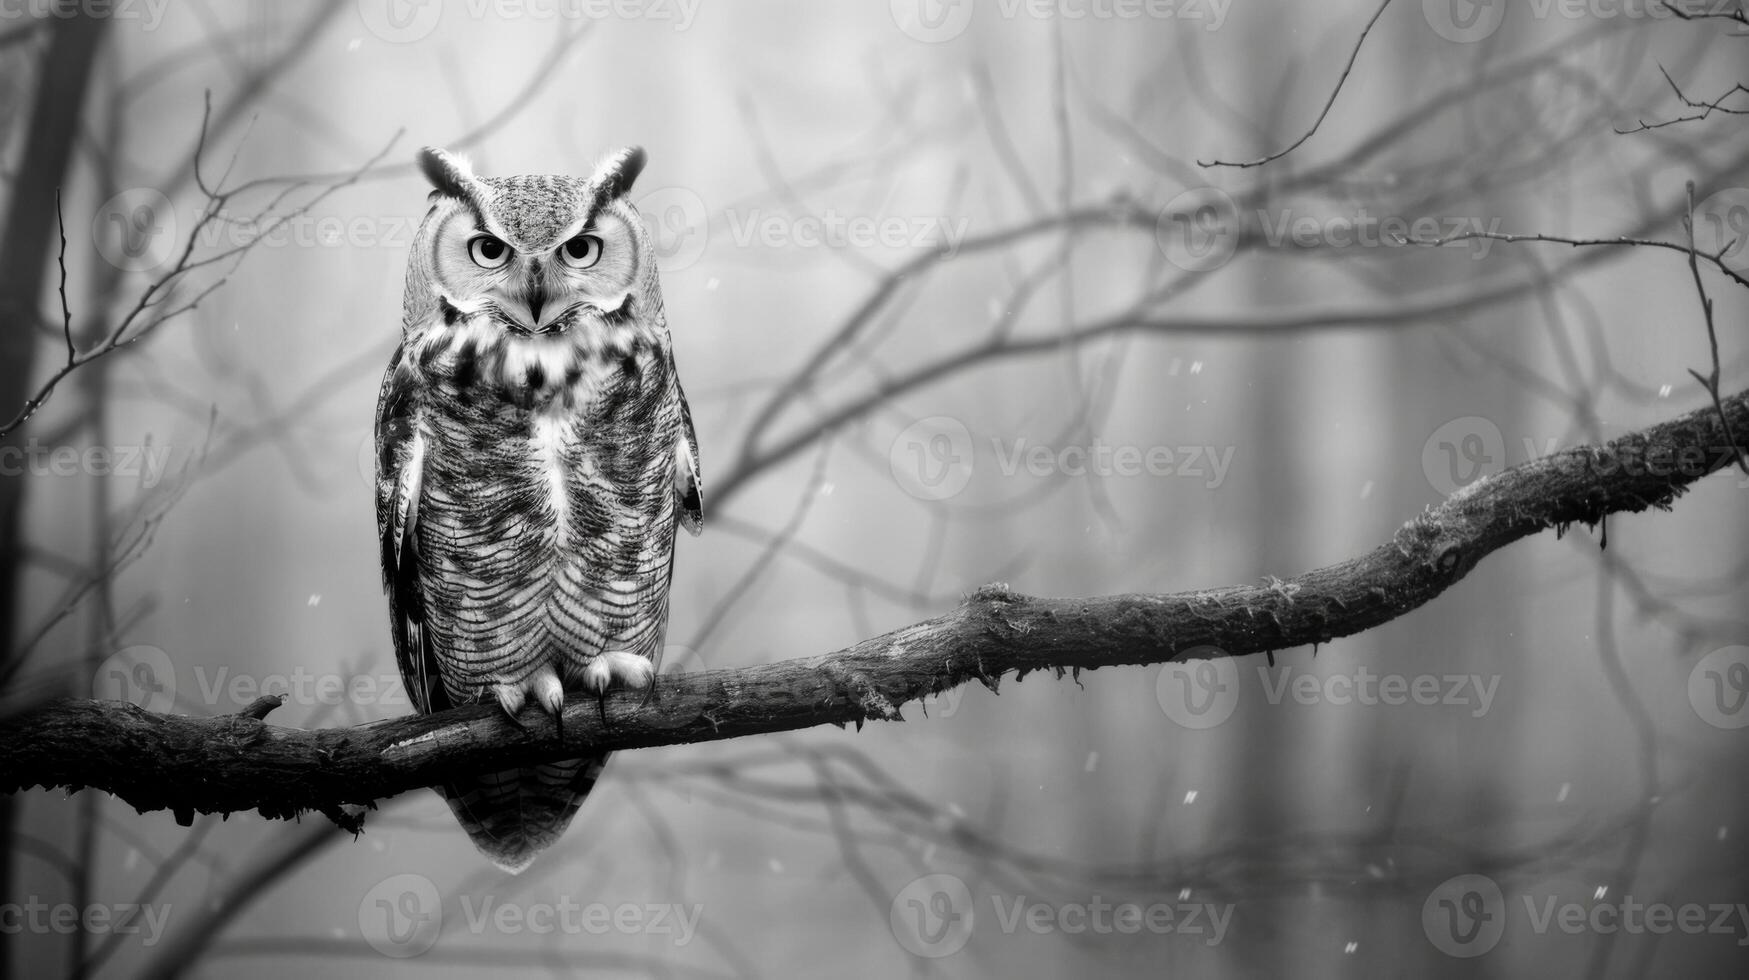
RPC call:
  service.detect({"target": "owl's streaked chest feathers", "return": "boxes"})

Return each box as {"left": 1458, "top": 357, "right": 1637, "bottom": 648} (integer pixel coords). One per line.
{"left": 404, "top": 291, "right": 677, "bottom": 575}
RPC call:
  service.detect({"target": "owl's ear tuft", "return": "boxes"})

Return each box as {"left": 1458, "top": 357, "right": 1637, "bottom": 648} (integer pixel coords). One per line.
{"left": 590, "top": 146, "right": 647, "bottom": 200}
{"left": 418, "top": 147, "right": 482, "bottom": 199}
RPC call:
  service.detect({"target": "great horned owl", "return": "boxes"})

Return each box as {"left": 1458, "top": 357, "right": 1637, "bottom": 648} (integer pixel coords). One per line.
{"left": 375, "top": 145, "right": 702, "bottom": 872}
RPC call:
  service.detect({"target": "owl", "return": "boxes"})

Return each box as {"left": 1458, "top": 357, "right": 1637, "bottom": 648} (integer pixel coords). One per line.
{"left": 375, "top": 145, "right": 702, "bottom": 873}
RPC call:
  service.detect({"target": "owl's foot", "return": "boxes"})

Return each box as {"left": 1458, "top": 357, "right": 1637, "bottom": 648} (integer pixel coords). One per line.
{"left": 492, "top": 667, "right": 567, "bottom": 741}
{"left": 580, "top": 652, "right": 654, "bottom": 727}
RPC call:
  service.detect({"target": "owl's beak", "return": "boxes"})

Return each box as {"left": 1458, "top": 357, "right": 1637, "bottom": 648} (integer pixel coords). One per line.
{"left": 500, "top": 260, "right": 554, "bottom": 334}
{"left": 524, "top": 284, "right": 548, "bottom": 327}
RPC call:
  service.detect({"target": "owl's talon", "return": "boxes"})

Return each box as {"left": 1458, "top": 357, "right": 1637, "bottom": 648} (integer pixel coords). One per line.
{"left": 580, "top": 650, "right": 655, "bottom": 729}
{"left": 501, "top": 706, "right": 533, "bottom": 735}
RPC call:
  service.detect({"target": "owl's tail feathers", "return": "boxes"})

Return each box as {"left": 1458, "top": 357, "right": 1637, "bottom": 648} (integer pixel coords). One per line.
{"left": 441, "top": 754, "right": 608, "bottom": 874}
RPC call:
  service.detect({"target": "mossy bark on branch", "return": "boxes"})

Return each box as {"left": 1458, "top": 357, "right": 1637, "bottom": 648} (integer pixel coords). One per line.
{"left": 3, "top": 388, "right": 1745, "bottom": 830}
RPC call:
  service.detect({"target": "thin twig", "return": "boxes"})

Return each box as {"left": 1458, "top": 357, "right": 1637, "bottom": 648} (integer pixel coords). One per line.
{"left": 1200, "top": 0, "right": 1395, "bottom": 169}
{"left": 1616, "top": 64, "right": 1749, "bottom": 133}
{"left": 1681, "top": 181, "right": 1749, "bottom": 473}
{"left": 54, "top": 189, "right": 73, "bottom": 362}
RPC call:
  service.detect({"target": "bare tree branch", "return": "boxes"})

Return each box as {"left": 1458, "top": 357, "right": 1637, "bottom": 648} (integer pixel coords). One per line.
{"left": 4, "top": 387, "right": 1746, "bottom": 827}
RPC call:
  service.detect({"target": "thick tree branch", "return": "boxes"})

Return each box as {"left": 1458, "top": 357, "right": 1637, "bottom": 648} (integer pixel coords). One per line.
{"left": 4, "top": 388, "right": 1747, "bottom": 829}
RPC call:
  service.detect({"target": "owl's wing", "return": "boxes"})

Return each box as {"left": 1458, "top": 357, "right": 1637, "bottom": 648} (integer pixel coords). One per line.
{"left": 674, "top": 377, "right": 703, "bottom": 536}
{"left": 375, "top": 345, "right": 444, "bottom": 714}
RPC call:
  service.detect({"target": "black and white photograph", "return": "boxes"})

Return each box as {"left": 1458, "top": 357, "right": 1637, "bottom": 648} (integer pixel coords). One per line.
{"left": 3, "top": 0, "right": 1748, "bottom": 976}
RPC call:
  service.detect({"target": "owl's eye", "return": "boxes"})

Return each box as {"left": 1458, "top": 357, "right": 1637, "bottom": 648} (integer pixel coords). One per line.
{"left": 467, "top": 235, "right": 512, "bottom": 269}
{"left": 559, "top": 235, "right": 603, "bottom": 270}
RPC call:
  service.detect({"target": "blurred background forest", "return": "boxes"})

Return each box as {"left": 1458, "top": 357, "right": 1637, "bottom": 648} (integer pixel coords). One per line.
{"left": 3, "top": 0, "right": 1749, "bottom": 977}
